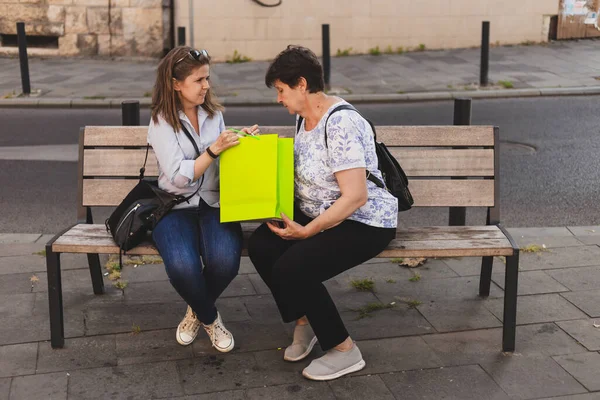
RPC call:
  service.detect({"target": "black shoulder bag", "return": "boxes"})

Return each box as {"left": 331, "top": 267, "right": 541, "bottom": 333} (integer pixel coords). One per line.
{"left": 296, "top": 105, "right": 414, "bottom": 211}
{"left": 105, "top": 124, "right": 203, "bottom": 252}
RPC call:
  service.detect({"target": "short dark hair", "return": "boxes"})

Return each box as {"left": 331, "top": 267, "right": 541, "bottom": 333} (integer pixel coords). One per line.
{"left": 265, "top": 45, "right": 324, "bottom": 93}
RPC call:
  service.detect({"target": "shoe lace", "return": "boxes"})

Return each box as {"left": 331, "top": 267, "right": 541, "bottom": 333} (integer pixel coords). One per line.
{"left": 181, "top": 309, "right": 199, "bottom": 332}
{"left": 207, "top": 319, "right": 230, "bottom": 343}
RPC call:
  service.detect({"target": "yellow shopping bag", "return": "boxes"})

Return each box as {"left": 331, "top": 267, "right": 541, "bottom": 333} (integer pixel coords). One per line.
{"left": 220, "top": 134, "right": 294, "bottom": 223}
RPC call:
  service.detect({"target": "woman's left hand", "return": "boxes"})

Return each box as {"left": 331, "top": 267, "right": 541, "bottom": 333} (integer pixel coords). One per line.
{"left": 240, "top": 124, "right": 260, "bottom": 136}
{"left": 267, "top": 213, "right": 313, "bottom": 240}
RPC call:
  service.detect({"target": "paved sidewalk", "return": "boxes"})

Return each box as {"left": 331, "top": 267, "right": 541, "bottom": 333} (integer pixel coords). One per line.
{"left": 0, "top": 39, "right": 599, "bottom": 107}
{"left": 2, "top": 227, "right": 600, "bottom": 399}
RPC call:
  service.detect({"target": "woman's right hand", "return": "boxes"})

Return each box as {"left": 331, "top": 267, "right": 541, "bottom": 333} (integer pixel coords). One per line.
{"left": 210, "top": 129, "right": 240, "bottom": 156}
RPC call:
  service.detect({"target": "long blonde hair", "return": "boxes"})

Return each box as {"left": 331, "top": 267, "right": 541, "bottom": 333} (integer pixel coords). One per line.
{"left": 151, "top": 46, "right": 223, "bottom": 132}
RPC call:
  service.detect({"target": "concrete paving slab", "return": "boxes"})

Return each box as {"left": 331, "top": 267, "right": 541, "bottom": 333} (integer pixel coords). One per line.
{"left": 0, "top": 293, "right": 35, "bottom": 317}
{"left": 171, "top": 390, "right": 246, "bottom": 400}
{"left": 340, "top": 307, "right": 434, "bottom": 340}
{"left": 485, "top": 294, "right": 588, "bottom": 325}
{"left": 116, "top": 328, "right": 193, "bottom": 366}
{"left": 513, "top": 236, "right": 585, "bottom": 249}
{"left": 193, "top": 320, "right": 290, "bottom": 355}
{"left": 481, "top": 356, "right": 588, "bottom": 399}
{"left": 0, "top": 311, "right": 83, "bottom": 346}
{"left": 221, "top": 274, "right": 257, "bottom": 298}
{"left": 247, "top": 273, "right": 270, "bottom": 295}
{"left": 557, "top": 319, "right": 600, "bottom": 351}
{"left": 554, "top": 352, "right": 600, "bottom": 391}
{"left": 36, "top": 335, "right": 117, "bottom": 373}
{"left": 508, "top": 227, "right": 578, "bottom": 238}
{"left": 67, "top": 361, "right": 184, "bottom": 400}
{"left": 245, "top": 382, "right": 336, "bottom": 400}
{"left": 536, "top": 393, "right": 600, "bottom": 400}
{"left": 0, "top": 378, "right": 8, "bottom": 400}
{"left": 253, "top": 349, "right": 316, "bottom": 386}
{"left": 324, "top": 280, "right": 382, "bottom": 312}
{"left": 0, "top": 343, "right": 37, "bottom": 378}
{"left": 357, "top": 336, "right": 443, "bottom": 375}
{"left": 328, "top": 375, "right": 395, "bottom": 400}
{"left": 123, "top": 281, "right": 181, "bottom": 304}
{"left": 240, "top": 295, "right": 280, "bottom": 323}
{"left": 380, "top": 364, "right": 511, "bottom": 400}
{"left": 176, "top": 353, "right": 263, "bottom": 394}
{"left": 119, "top": 262, "right": 167, "bottom": 283}
{"left": 441, "top": 256, "right": 494, "bottom": 277}
{"left": 84, "top": 301, "right": 186, "bottom": 336}
{"left": 492, "top": 270, "right": 570, "bottom": 295}
{"left": 547, "top": 266, "right": 600, "bottom": 291}
{"left": 0, "top": 234, "right": 41, "bottom": 244}
{"left": 8, "top": 372, "right": 67, "bottom": 400}
{"left": 562, "top": 290, "right": 600, "bottom": 318}
{"left": 423, "top": 323, "right": 587, "bottom": 366}
{"left": 519, "top": 246, "right": 600, "bottom": 271}
{"left": 417, "top": 300, "right": 503, "bottom": 332}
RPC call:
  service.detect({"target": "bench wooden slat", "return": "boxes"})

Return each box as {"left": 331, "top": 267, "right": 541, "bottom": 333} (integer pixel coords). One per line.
{"left": 83, "top": 148, "right": 495, "bottom": 178}
{"left": 83, "top": 126, "right": 495, "bottom": 147}
{"left": 52, "top": 224, "right": 513, "bottom": 257}
{"left": 82, "top": 178, "right": 495, "bottom": 207}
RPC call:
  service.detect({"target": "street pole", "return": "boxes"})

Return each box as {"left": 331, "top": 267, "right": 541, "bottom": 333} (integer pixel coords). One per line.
{"left": 480, "top": 21, "right": 490, "bottom": 86}
{"left": 322, "top": 24, "right": 331, "bottom": 90}
{"left": 16, "top": 22, "right": 31, "bottom": 95}
{"left": 121, "top": 101, "right": 140, "bottom": 126}
{"left": 177, "top": 27, "right": 186, "bottom": 46}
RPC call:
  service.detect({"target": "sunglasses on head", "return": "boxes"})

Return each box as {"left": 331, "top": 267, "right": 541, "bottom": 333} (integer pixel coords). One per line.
{"left": 175, "top": 49, "right": 209, "bottom": 65}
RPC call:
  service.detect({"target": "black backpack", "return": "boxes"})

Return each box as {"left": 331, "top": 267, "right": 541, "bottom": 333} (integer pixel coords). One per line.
{"left": 297, "top": 104, "right": 413, "bottom": 212}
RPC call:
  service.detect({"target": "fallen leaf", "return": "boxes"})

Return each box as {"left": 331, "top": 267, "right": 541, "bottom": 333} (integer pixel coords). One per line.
{"left": 30, "top": 275, "right": 40, "bottom": 283}
{"left": 398, "top": 257, "right": 426, "bottom": 268}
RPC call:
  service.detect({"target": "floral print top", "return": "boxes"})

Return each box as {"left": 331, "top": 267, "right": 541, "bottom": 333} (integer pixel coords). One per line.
{"left": 295, "top": 100, "right": 398, "bottom": 228}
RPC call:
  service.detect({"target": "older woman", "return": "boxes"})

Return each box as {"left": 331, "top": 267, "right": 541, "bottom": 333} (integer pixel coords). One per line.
{"left": 248, "top": 46, "right": 398, "bottom": 381}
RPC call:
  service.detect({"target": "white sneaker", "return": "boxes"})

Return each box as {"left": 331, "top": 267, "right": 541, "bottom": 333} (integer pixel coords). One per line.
{"left": 203, "top": 312, "right": 235, "bottom": 353}
{"left": 176, "top": 306, "right": 201, "bottom": 346}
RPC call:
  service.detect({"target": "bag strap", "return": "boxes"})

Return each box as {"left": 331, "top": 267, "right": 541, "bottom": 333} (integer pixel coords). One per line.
{"left": 140, "top": 121, "right": 205, "bottom": 202}
{"left": 322, "top": 104, "right": 386, "bottom": 190}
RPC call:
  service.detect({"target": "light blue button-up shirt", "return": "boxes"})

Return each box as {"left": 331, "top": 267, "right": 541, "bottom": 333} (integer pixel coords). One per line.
{"left": 147, "top": 107, "right": 224, "bottom": 209}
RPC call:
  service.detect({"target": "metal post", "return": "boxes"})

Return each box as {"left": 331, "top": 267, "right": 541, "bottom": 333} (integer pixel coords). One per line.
{"left": 188, "top": 0, "right": 194, "bottom": 48}
{"left": 177, "top": 27, "right": 186, "bottom": 46}
{"left": 449, "top": 98, "right": 471, "bottom": 226}
{"left": 16, "top": 22, "right": 31, "bottom": 95}
{"left": 480, "top": 21, "right": 490, "bottom": 86}
{"left": 121, "top": 100, "right": 140, "bottom": 126}
{"left": 322, "top": 24, "right": 331, "bottom": 89}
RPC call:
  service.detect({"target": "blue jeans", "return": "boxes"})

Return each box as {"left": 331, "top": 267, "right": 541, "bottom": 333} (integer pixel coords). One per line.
{"left": 152, "top": 200, "right": 243, "bottom": 324}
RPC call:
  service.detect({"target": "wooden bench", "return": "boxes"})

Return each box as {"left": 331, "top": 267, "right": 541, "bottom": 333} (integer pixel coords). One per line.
{"left": 46, "top": 125, "right": 519, "bottom": 351}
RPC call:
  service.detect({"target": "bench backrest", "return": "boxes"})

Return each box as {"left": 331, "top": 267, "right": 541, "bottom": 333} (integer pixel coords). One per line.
{"left": 77, "top": 125, "right": 499, "bottom": 221}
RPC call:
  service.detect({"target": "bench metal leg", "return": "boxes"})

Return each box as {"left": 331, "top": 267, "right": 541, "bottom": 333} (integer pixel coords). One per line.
{"left": 87, "top": 253, "right": 105, "bottom": 295}
{"left": 502, "top": 250, "right": 519, "bottom": 352}
{"left": 479, "top": 256, "right": 494, "bottom": 296}
{"left": 46, "top": 245, "right": 64, "bottom": 348}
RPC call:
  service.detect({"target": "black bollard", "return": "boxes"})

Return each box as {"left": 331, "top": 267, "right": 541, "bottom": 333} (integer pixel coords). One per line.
{"left": 322, "top": 24, "right": 330, "bottom": 89}
{"left": 177, "top": 27, "right": 186, "bottom": 46}
{"left": 449, "top": 98, "right": 472, "bottom": 226}
{"left": 16, "top": 22, "right": 31, "bottom": 95}
{"left": 480, "top": 21, "right": 490, "bottom": 86}
{"left": 121, "top": 101, "right": 140, "bottom": 126}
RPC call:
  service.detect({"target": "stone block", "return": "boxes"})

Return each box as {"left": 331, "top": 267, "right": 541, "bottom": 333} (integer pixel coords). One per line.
{"left": 65, "top": 6, "right": 88, "bottom": 34}
{"left": 130, "top": 0, "right": 162, "bottom": 7}
{"left": 0, "top": 378, "right": 9, "bottom": 400}
{"left": 59, "top": 33, "right": 79, "bottom": 56}
{"left": 109, "top": 7, "right": 123, "bottom": 35}
{"left": 561, "top": 289, "right": 600, "bottom": 318}
{"left": 47, "top": 5, "right": 66, "bottom": 23}
{"left": 97, "top": 33, "right": 112, "bottom": 55}
{"left": 110, "top": 0, "right": 129, "bottom": 7}
{"left": 122, "top": 6, "right": 163, "bottom": 56}
{"left": 48, "top": 0, "right": 73, "bottom": 4}
{"left": 358, "top": 336, "right": 443, "bottom": 375}
{"left": 547, "top": 266, "right": 600, "bottom": 291}
{"left": 9, "top": 372, "right": 67, "bottom": 400}
{"left": 492, "top": 270, "right": 569, "bottom": 295}
{"left": 417, "top": 299, "right": 502, "bottom": 332}
{"left": 519, "top": 245, "right": 600, "bottom": 271}
{"left": 86, "top": 6, "right": 109, "bottom": 34}
{"left": 77, "top": 33, "right": 99, "bottom": 56}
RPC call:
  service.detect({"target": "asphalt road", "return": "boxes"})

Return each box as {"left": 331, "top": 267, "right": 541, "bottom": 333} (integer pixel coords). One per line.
{"left": 1, "top": 96, "right": 599, "bottom": 233}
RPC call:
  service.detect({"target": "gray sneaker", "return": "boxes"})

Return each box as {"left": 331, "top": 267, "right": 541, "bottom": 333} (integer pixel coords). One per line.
{"left": 302, "top": 343, "right": 365, "bottom": 381}
{"left": 284, "top": 324, "right": 318, "bottom": 362}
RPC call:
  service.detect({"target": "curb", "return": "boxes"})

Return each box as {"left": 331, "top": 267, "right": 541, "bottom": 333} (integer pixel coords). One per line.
{"left": 1, "top": 86, "right": 599, "bottom": 108}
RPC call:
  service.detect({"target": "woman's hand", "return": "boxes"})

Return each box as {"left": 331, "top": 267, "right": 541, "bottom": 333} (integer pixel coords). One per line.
{"left": 210, "top": 130, "right": 240, "bottom": 155}
{"left": 267, "top": 213, "right": 314, "bottom": 240}
{"left": 239, "top": 124, "right": 260, "bottom": 136}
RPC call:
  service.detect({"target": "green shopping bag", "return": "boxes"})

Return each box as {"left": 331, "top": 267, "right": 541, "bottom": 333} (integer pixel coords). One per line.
{"left": 220, "top": 134, "right": 294, "bottom": 223}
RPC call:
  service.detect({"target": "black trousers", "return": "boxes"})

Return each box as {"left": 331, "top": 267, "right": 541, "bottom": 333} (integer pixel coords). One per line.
{"left": 248, "top": 209, "right": 395, "bottom": 351}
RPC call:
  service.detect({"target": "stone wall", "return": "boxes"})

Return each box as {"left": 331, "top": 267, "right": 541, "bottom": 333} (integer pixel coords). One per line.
{"left": 175, "top": 0, "right": 560, "bottom": 62}
{"left": 0, "top": 0, "right": 170, "bottom": 57}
